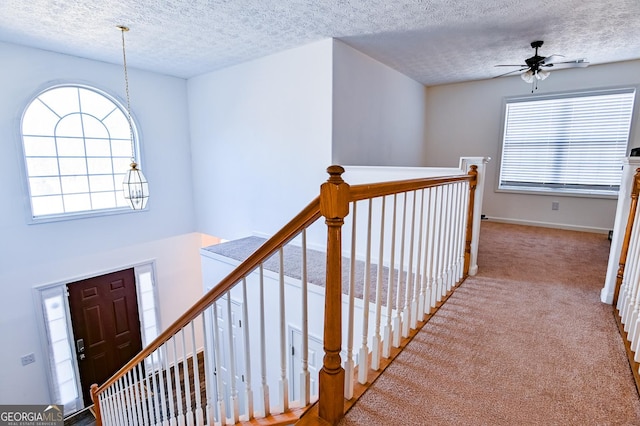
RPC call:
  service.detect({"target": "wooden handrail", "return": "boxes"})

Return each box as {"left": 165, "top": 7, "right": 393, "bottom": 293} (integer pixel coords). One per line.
{"left": 349, "top": 174, "right": 471, "bottom": 201}
{"left": 613, "top": 168, "right": 640, "bottom": 305}
{"left": 95, "top": 196, "right": 322, "bottom": 395}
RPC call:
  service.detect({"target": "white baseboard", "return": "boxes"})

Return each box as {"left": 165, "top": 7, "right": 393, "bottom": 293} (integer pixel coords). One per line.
{"left": 601, "top": 286, "right": 614, "bottom": 305}
{"left": 469, "top": 265, "right": 478, "bottom": 276}
{"left": 484, "top": 216, "right": 611, "bottom": 235}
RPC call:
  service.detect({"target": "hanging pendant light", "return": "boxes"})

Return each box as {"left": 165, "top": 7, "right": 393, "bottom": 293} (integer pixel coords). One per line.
{"left": 118, "top": 25, "right": 149, "bottom": 210}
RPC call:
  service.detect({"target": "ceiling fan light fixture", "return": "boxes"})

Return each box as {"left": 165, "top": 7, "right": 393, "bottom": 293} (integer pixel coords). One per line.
{"left": 537, "top": 69, "right": 550, "bottom": 80}
{"left": 521, "top": 69, "right": 534, "bottom": 83}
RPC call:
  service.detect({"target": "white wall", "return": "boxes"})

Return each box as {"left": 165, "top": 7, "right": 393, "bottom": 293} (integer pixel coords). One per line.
{"left": 0, "top": 42, "right": 202, "bottom": 405}
{"left": 188, "top": 39, "right": 334, "bottom": 241}
{"left": 424, "top": 60, "right": 640, "bottom": 232}
{"left": 332, "top": 40, "right": 428, "bottom": 167}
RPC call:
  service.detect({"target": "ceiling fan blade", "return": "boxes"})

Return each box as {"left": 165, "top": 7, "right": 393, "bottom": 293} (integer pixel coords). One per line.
{"left": 543, "top": 59, "right": 589, "bottom": 69}
{"left": 541, "top": 54, "right": 564, "bottom": 64}
{"left": 493, "top": 67, "right": 528, "bottom": 78}
{"left": 494, "top": 64, "right": 527, "bottom": 67}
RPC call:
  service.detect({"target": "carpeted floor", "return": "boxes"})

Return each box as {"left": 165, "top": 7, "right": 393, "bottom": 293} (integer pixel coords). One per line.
{"left": 340, "top": 221, "right": 640, "bottom": 425}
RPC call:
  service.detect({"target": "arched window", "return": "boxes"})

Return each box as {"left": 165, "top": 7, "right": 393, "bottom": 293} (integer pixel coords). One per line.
{"left": 21, "top": 84, "right": 142, "bottom": 220}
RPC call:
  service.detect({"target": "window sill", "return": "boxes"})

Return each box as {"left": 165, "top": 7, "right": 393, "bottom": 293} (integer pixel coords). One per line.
{"left": 496, "top": 187, "right": 618, "bottom": 200}
{"left": 28, "top": 206, "right": 148, "bottom": 225}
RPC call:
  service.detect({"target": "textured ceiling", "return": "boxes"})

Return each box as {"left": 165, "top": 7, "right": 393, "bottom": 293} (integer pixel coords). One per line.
{"left": 0, "top": 0, "right": 639, "bottom": 86}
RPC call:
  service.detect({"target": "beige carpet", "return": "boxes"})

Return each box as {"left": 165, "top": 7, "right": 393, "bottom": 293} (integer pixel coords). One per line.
{"left": 340, "top": 221, "right": 640, "bottom": 425}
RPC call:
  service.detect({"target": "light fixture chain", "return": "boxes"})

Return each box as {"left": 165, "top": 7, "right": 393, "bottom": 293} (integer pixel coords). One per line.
{"left": 120, "top": 26, "right": 135, "bottom": 164}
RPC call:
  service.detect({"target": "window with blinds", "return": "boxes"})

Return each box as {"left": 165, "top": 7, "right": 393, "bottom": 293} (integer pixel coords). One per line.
{"left": 498, "top": 88, "right": 636, "bottom": 196}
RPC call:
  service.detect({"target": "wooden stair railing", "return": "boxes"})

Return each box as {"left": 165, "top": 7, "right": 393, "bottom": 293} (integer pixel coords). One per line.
{"left": 90, "top": 164, "right": 480, "bottom": 426}
{"left": 91, "top": 197, "right": 323, "bottom": 425}
{"left": 308, "top": 165, "right": 478, "bottom": 425}
{"left": 613, "top": 168, "right": 640, "bottom": 394}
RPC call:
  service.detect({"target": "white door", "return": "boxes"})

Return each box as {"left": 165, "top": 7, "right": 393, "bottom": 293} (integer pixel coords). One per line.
{"left": 289, "top": 327, "right": 323, "bottom": 402}
{"left": 215, "top": 296, "right": 247, "bottom": 418}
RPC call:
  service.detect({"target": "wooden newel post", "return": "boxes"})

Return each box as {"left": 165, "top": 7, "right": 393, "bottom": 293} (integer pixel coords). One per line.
{"left": 463, "top": 165, "right": 478, "bottom": 277}
{"left": 613, "top": 168, "right": 640, "bottom": 306}
{"left": 90, "top": 384, "right": 102, "bottom": 426}
{"left": 318, "top": 165, "right": 350, "bottom": 425}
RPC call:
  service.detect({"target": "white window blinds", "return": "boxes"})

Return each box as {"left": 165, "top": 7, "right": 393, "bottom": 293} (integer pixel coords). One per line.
{"left": 499, "top": 89, "right": 636, "bottom": 196}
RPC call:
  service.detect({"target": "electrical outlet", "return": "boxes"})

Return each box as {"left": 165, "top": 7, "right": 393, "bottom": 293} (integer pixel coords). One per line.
{"left": 552, "top": 201, "right": 559, "bottom": 211}
{"left": 21, "top": 353, "right": 35, "bottom": 366}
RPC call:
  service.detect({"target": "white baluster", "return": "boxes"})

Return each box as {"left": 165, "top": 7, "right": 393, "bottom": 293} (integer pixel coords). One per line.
{"left": 404, "top": 191, "right": 416, "bottom": 334}
{"left": 626, "top": 238, "right": 640, "bottom": 341}
{"left": 449, "top": 183, "right": 458, "bottom": 289}
{"left": 190, "top": 321, "right": 204, "bottom": 426}
{"left": 157, "top": 346, "right": 170, "bottom": 426}
{"left": 618, "top": 238, "right": 633, "bottom": 315}
{"left": 98, "top": 389, "right": 109, "bottom": 426}
{"left": 163, "top": 341, "right": 177, "bottom": 426}
{"left": 144, "top": 355, "right": 159, "bottom": 426}
{"left": 448, "top": 183, "right": 459, "bottom": 287}
{"left": 455, "top": 181, "right": 463, "bottom": 279}
{"left": 124, "top": 370, "right": 137, "bottom": 426}
{"left": 358, "top": 199, "right": 373, "bottom": 384}
{"left": 434, "top": 186, "right": 445, "bottom": 302}
{"left": 419, "top": 189, "right": 429, "bottom": 319}
{"left": 241, "top": 278, "right": 254, "bottom": 419}
{"left": 278, "top": 248, "right": 289, "bottom": 413}
{"left": 211, "top": 303, "right": 226, "bottom": 425}
{"left": 415, "top": 189, "right": 426, "bottom": 322}
{"left": 442, "top": 184, "right": 453, "bottom": 293}
{"left": 393, "top": 193, "right": 405, "bottom": 347}
{"left": 203, "top": 352, "right": 215, "bottom": 426}
{"left": 172, "top": 336, "right": 185, "bottom": 426}
{"left": 398, "top": 192, "right": 409, "bottom": 339}
{"left": 460, "top": 181, "right": 469, "bottom": 280}
{"left": 135, "top": 363, "right": 149, "bottom": 426}
{"left": 630, "top": 251, "right": 640, "bottom": 351}
{"left": 425, "top": 188, "right": 436, "bottom": 313}
{"left": 383, "top": 195, "right": 396, "bottom": 358}
{"left": 101, "top": 387, "right": 114, "bottom": 426}
{"left": 372, "top": 196, "right": 386, "bottom": 370}
{"left": 618, "top": 202, "right": 640, "bottom": 315}
{"left": 629, "top": 257, "right": 640, "bottom": 353}
{"left": 115, "top": 378, "right": 128, "bottom": 426}
{"left": 258, "top": 264, "right": 270, "bottom": 417}
{"left": 300, "top": 230, "right": 311, "bottom": 406}
{"left": 619, "top": 235, "right": 634, "bottom": 313}
{"left": 461, "top": 181, "right": 471, "bottom": 280}
{"left": 225, "top": 293, "right": 240, "bottom": 423}
{"left": 181, "top": 327, "right": 193, "bottom": 426}
{"left": 449, "top": 183, "right": 460, "bottom": 287}
{"left": 623, "top": 237, "right": 640, "bottom": 328}
{"left": 622, "top": 215, "right": 640, "bottom": 327}
{"left": 109, "top": 385, "right": 121, "bottom": 426}
{"left": 344, "top": 201, "right": 357, "bottom": 399}
{"left": 409, "top": 190, "right": 420, "bottom": 330}
{"left": 147, "top": 350, "right": 163, "bottom": 425}
{"left": 453, "top": 182, "right": 465, "bottom": 282}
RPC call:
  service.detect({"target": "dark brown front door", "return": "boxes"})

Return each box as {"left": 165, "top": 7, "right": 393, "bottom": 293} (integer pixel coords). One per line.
{"left": 67, "top": 268, "right": 143, "bottom": 405}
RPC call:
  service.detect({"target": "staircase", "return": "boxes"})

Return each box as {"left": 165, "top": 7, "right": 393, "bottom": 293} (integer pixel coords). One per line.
{"left": 89, "top": 158, "right": 488, "bottom": 425}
